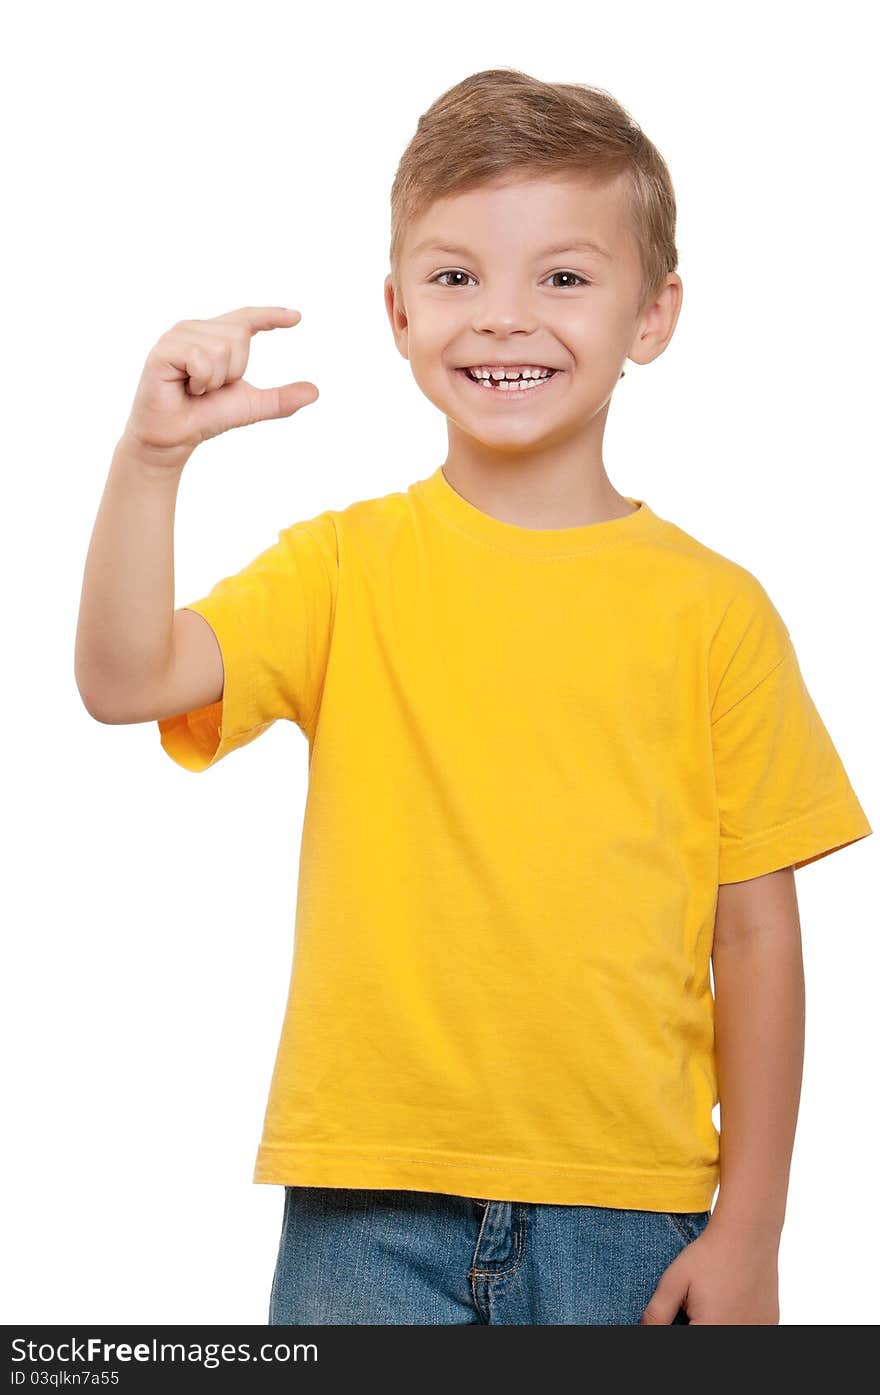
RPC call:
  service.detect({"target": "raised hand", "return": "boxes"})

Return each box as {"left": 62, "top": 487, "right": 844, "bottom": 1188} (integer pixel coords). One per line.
{"left": 121, "top": 305, "right": 319, "bottom": 465}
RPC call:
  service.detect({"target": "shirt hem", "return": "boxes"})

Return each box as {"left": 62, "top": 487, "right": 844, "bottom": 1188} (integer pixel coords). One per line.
{"left": 718, "top": 794, "right": 872, "bottom": 883}
{"left": 252, "top": 1143, "right": 719, "bottom": 1211}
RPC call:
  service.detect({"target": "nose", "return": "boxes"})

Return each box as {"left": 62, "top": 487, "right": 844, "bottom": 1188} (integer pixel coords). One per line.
{"left": 470, "top": 284, "right": 539, "bottom": 338}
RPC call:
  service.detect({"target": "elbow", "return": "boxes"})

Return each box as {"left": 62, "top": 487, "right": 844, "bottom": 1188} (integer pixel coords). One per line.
{"left": 77, "top": 683, "right": 119, "bottom": 725}
{"left": 75, "top": 664, "right": 124, "bottom": 724}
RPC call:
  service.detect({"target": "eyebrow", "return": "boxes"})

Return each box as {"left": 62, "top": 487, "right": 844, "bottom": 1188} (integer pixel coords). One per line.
{"left": 410, "top": 236, "right": 613, "bottom": 262}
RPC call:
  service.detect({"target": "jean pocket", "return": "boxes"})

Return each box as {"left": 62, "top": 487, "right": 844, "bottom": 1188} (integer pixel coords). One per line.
{"left": 666, "top": 1209, "right": 712, "bottom": 1246}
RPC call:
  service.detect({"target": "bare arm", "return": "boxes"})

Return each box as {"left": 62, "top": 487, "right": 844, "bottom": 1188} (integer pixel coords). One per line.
{"left": 74, "top": 439, "right": 204, "bottom": 722}
{"left": 711, "top": 865, "right": 805, "bottom": 1242}
{"left": 641, "top": 865, "right": 803, "bottom": 1323}
{"left": 74, "top": 306, "right": 319, "bottom": 724}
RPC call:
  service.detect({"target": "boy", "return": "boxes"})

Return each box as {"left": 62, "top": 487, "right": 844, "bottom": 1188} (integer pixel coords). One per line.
{"left": 75, "top": 69, "right": 872, "bottom": 1325}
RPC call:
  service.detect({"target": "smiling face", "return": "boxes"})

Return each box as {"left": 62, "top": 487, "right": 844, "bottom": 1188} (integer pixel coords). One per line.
{"left": 385, "top": 172, "right": 682, "bottom": 466}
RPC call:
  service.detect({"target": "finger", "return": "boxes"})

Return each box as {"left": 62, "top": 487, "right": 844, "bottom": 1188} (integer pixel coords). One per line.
{"left": 179, "top": 332, "right": 233, "bottom": 395}
{"left": 190, "top": 308, "right": 304, "bottom": 392}
{"left": 151, "top": 336, "right": 226, "bottom": 396}
{"left": 178, "top": 326, "right": 254, "bottom": 395}
{"left": 181, "top": 343, "right": 215, "bottom": 397}
{"left": 640, "top": 1271, "right": 689, "bottom": 1325}
{"left": 210, "top": 306, "right": 303, "bottom": 335}
{"left": 238, "top": 378, "right": 320, "bottom": 422}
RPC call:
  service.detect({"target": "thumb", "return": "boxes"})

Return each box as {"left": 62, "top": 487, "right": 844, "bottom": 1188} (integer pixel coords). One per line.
{"left": 245, "top": 379, "right": 320, "bottom": 423}
{"left": 640, "top": 1266, "right": 689, "bottom": 1325}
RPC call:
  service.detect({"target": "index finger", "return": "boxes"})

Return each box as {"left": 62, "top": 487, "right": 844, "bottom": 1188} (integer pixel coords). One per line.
{"left": 211, "top": 306, "right": 304, "bottom": 335}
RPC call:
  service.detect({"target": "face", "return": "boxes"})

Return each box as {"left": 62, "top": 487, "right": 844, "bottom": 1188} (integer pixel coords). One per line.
{"left": 385, "top": 172, "right": 682, "bottom": 459}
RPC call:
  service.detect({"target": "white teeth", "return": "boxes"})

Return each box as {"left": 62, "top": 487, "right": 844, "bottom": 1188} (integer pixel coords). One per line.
{"left": 468, "top": 366, "right": 552, "bottom": 380}
{"left": 464, "top": 365, "right": 556, "bottom": 392}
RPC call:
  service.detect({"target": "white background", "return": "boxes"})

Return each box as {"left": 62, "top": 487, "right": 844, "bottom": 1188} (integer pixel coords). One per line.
{"left": 3, "top": 0, "right": 876, "bottom": 1326}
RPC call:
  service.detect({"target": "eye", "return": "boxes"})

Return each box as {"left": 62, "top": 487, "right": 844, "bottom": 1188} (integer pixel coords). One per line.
{"left": 429, "top": 269, "right": 590, "bottom": 289}
{"left": 546, "top": 271, "right": 590, "bottom": 289}
{"left": 431, "top": 270, "right": 477, "bottom": 288}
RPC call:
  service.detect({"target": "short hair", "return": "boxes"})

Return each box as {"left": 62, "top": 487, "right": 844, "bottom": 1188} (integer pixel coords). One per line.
{"left": 389, "top": 68, "right": 678, "bottom": 315}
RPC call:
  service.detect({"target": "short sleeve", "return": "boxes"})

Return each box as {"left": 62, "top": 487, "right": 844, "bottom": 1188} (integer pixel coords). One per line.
{"left": 157, "top": 510, "right": 338, "bottom": 773}
{"left": 710, "top": 578, "right": 872, "bottom": 883}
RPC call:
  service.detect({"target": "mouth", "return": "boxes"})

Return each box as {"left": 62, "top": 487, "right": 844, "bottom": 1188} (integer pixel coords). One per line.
{"left": 454, "top": 366, "right": 563, "bottom": 400}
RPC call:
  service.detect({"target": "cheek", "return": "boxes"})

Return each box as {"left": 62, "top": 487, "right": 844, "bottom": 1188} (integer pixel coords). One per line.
{"left": 407, "top": 360, "right": 456, "bottom": 408}
{"left": 406, "top": 326, "right": 450, "bottom": 363}
{"left": 409, "top": 351, "right": 450, "bottom": 383}
{"left": 411, "top": 346, "right": 460, "bottom": 386}
{"left": 555, "top": 290, "right": 623, "bottom": 338}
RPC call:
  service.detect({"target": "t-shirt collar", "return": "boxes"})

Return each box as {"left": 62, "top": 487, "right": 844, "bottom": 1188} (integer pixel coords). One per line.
{"left": 413, "top": 465, "right": 663, "bottom": 558}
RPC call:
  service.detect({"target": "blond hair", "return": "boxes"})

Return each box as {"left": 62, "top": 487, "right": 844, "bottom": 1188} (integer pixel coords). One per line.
{"left": 389, "top": 68, "right": 678, "bottom": 315}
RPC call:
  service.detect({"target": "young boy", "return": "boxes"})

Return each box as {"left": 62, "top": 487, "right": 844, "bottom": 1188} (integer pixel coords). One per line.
{"left": 75, "top": 69, "right": 872, "bottom": 1326}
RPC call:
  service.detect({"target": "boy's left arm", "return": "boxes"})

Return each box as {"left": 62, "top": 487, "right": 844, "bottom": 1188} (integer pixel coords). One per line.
{"left": 641, "top": 866, "right": 805, "bottom": 1325}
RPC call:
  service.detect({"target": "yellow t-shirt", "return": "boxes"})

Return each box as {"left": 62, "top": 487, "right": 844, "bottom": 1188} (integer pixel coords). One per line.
{"left": 158, "top": 467, "right": 872, "bottom": 1210}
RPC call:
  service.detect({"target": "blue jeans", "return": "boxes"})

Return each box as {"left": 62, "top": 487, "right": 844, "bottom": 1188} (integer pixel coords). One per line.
{"left": 268, "top": 1186, "right": 712, "bottom": 1325}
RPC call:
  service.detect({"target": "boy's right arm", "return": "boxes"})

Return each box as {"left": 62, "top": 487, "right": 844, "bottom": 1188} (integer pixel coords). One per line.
{"left": 74, "top": 437, "right": 224, "bottom": 724}
{"left": 74, "top": 306, "right": 320, "bottom": 725}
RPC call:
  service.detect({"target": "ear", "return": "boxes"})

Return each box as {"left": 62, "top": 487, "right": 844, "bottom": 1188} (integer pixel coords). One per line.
{"left": 384, "top": 273, "right": 410, "bottom": 359}
{"left": 627, "top": 272, "right": 684, "bottom": 368}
